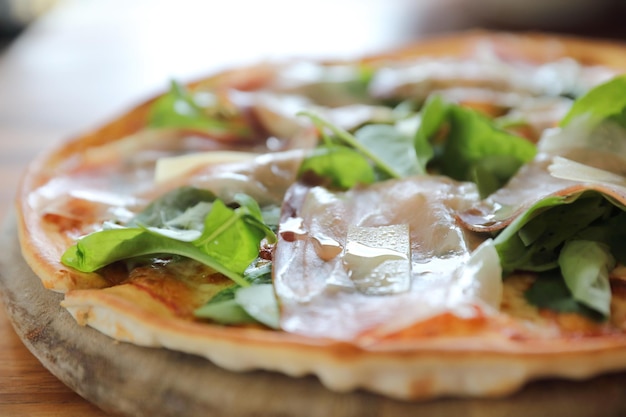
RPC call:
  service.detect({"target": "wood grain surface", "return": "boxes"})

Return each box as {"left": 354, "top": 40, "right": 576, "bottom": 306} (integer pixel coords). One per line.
{"left": 0, "top": 300, "right": 108, "bottom": 417}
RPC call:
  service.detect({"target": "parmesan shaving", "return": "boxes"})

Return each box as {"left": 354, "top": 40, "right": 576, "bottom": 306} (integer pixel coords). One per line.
{"left": 154, "top": 151, "right": 258, "bottom": 184}
{"left": 548, "top": 156, "right": 626, "bottom": 186}
{"left": 342, "top": 224, "right": 411, "bottom": 296}
{"left": 450, "top": 239, "right": 503, "bottom": 311}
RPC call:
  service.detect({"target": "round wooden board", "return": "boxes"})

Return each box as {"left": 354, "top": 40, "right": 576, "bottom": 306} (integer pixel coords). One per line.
{"left": 2, "top": 213, "right": 626, "bottom": 417}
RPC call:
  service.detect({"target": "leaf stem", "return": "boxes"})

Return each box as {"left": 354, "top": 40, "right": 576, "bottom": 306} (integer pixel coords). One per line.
{"left": 298, "top": 111, "right": 401, "bottom": 178}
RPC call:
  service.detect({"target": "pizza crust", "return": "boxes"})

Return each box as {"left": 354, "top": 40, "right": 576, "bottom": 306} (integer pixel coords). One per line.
{"left": 59, "top": 286, "right": 626, "bottom": 399}
{"left": 16, "top": 30, "right": 626, "bottom": 400}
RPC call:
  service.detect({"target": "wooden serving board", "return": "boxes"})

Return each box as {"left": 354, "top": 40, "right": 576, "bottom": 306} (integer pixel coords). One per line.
{"left": 2, "top": 213, "right": 626, "bottom": 417}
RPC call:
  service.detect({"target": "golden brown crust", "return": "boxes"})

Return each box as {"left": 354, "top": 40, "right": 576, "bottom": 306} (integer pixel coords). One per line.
{"left": 16, "top": 31, "right": 626, "bottom": 399}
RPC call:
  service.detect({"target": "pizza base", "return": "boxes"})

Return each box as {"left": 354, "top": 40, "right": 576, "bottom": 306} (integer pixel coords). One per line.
{"left": 16, "top": 30, "right": 626, "bottom": 400}
{"left": 58, "top": 286, "right": 626, "bottom": 399}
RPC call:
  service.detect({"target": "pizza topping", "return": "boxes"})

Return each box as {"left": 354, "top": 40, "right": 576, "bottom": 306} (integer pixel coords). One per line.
{"left": 155, "top": 149, "right": 306, "bottom": 206}
{"left": 558, "top": 75, "right": 626, "bottom": 128}
{"left": 194, "top": 261, "right": 277, "bottom": 327}
{"left": 493, "top": 190, "right": 626, "bottom": 316}
{"left": 278, "top": 216, "right": 307, "bottom": 241}
{"left": 154, "top": 151, "right": 258, "bottom": 184}
{"left": 538, "top": 76, "right": 626, "bottom": 162}
{"left": 444, "top": 74, "right": 626, "bottom": 322}
{"left": 295, "top": 93, "right": 538, "bottom": 198}
{"left": 61, "top": 189, "right": 276, "bottom": 288}
{"left": 234, "top": 284, "right": 280, "bottom": 329}
{"left": 270, "top": 61, "right": 374, "bottom": 107}
{"left": 37, "top": 45, "right": 626, "bottom": 345}
{"left": 548, "top": 156, "right": 626, "bottom": 186}
{"left": 76, "top": 129, "right": 202, "bottom": 170}
{"left": 368, "top": 53, "right": 608, "bottom": 102}
{"left": 415, "top": 95, "right": 536, "bottom": 197}
{"left": 495, "top": 96, "right": 573, "bottom": 141}
{"left": 559, "top": 240, "right": 614, "bottom": 316}
{"left": 524, "top": 272, "right": 606, "bottom": 322}
{"left": 459, "top": 74, "right": 626, "bottom": 233}
{"left": 342, "top": 224, "right": 411, "bottom": 296}
{"left": 273, "top": 177, "right": 503, "bottom": 342}
{"left": 27, "top": 168, "right": 152, "bottom": 239}
{"left": 299, "top": 111, "right": 412, "bottom": 181}
{"left": 148, "top": 80, "right": 253, "bottom": 140}
{"left": 312, "top": 233, "right": 343, "bottom": 261}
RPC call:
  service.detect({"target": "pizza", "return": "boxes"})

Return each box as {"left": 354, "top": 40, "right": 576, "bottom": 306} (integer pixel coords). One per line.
{"left": 15, "top": 31, "right": 626, "bottom": 400}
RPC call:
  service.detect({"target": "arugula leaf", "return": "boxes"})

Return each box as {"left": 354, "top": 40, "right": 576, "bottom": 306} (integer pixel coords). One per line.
{"left": 232, "top": 193, "right": 278, "bottom": 244}
{"left": 203, "top": 262, "right": 273, "bottom": 305}
{"left": 235, "top": 284, "right": 280, "bottom": 329}
{"left": 259, "top": 204, "right": 281, "bottom": 232}
{"left": 494, "top": 193, "right": 611, "bottom": 274}
{"left": 62, "top": 191, "right": 276, "bottom": 288}
{"left": 415, "top": 96, "right": 536, "bottom": 197}
{"left": 129, "top": 186, "right": 215, "bottom": 228}
{"left": 194, "top": 262, "right": 276, "bottom": 327}
{"left": 414, "top": 95, "right": 446, "bottom": 158}
{"left": 132, "top": 190, "right": 275, "bottom": 274}
{"left": 297, "top": 98, "right": 534, "bottom": 195}
{"left": 149, "top": 80, "right": 224, "bottom": 130}
{"left": 194, "top": 300, "right": 257, "bottom": 325}
{"left": 193, "top": 196, "right": 275, "bottom": 275}
{"left": 559, "top": 240, "right": 614, "bottom": 317}
{"left": 560, "top": 75, "right": 626, "bottom": 128}
{"left": 495, "top": 192, "right": 626, "bottom": 318}
{"left": 585, "top": 211, "right": 626, "bottom": 265}
{"left": 199, "top": 263, "right": 270, "bottom": 308}
{"left": 469, "top": 155, "right": 525, "bottom": 199}
{"left": 524, "top": 272, "right": 603, "bottom": 320}
{"left": 61, "top": 228, "right": 250, "bottom": 287}
{"left": 298, "top": 111, "right": 402, "bottom": 179}
{"left": 243, "top": 261, "right": 273, "bottom": 284}
{"left": 354, "top": 124, "right": 422, "bottom": 177}
{"left": 148, "top": 80, "right": 250, "bottom": 136}
{"left": 194, "top": 284, "right": 280, "bottom": 329}
{"left": 297, "top": 146, "right": 376, "bottom": 189}
{"left": 297, "top": 109, "right": 434, "bottom": 187}
{"left": 192, "top": 199, "right": 261, "bottom": 274}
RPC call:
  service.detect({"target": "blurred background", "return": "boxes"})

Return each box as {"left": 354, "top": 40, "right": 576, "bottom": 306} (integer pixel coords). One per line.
{"left": 1, "top": 0, "right": 626, "bottom": 133}
{"left": 3, "top": 0, "right": 626, "bottom": 47}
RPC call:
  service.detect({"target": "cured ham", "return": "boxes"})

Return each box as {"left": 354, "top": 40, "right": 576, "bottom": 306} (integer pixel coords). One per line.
{"left": 274, "top": 178, "right": 502, "bottom": 342}
{"left": 458, "top": 127, "right": 626, "bottom": 234}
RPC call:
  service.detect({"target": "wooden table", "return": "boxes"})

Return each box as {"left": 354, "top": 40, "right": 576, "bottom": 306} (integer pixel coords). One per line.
{"left": 1, "top": 0, "right": 626, "bottom": 415}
